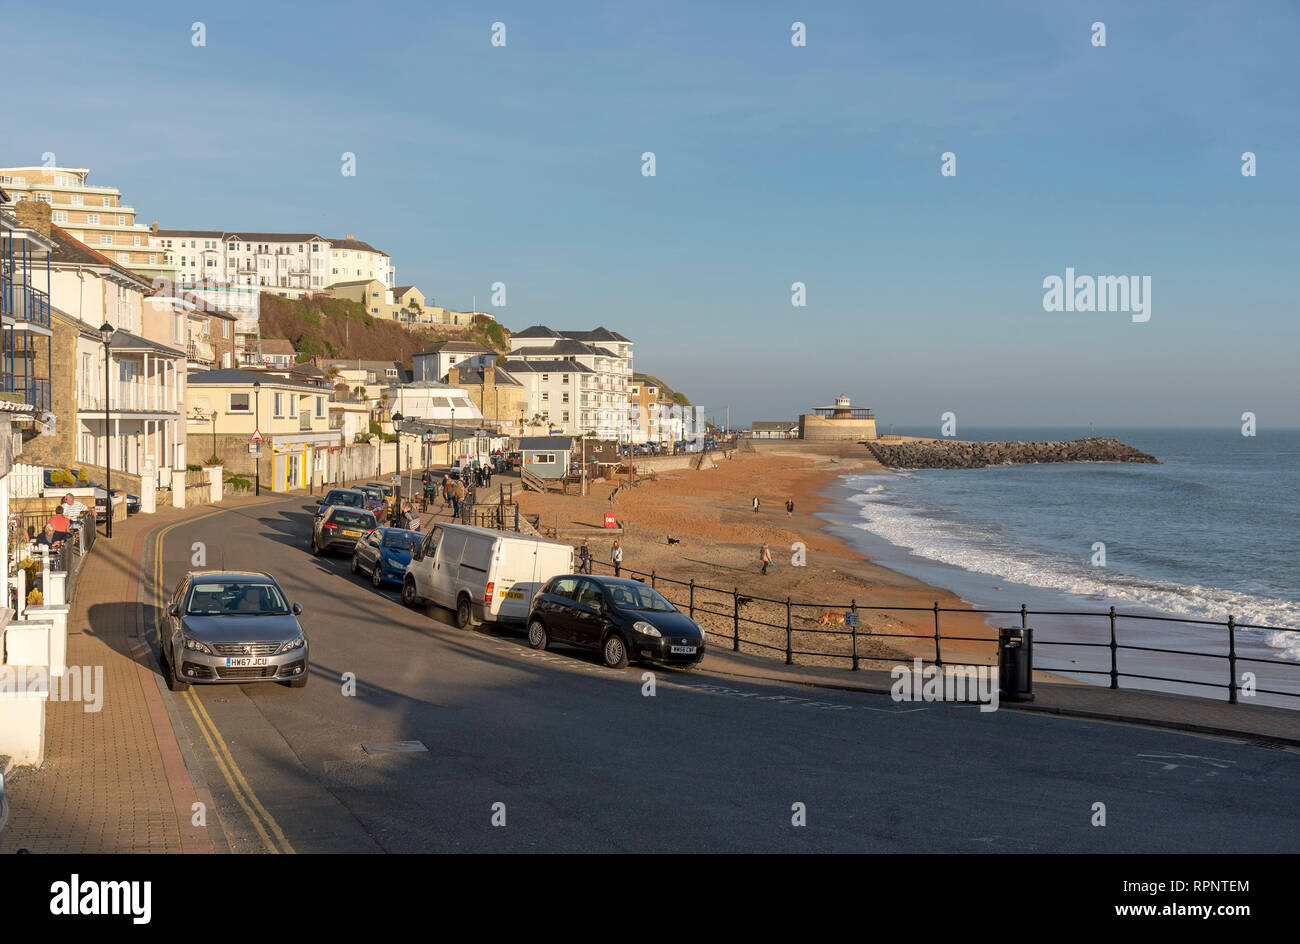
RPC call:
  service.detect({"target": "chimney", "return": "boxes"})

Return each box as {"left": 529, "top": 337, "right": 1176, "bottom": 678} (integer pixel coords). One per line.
{"left": 447, "top": 366, "right": 460, "bottom": 386}
{"left": 345, "top": 234, "right": 354, "bottom": 241}
{"left": 151, "top": 220, "right": 159, "bottom": 234}
{"left": 14, "top": 200, "right": 52, "bottom": 237}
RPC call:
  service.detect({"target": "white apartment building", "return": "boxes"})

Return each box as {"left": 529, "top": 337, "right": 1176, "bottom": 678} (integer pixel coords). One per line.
{"left": 412, "top": 340, "right": 496, "bottom": 382}
{"left": 0, "top": 165, "right": 172, "bottom": 284}
{"left": 499, "top": 359, "right": 592, "bottom": 433}
{"left": 328, "top": 236, "right": 393, "bottom": 289}
{"left": 507, "top": 326, "right": 634, "bottom": 440}
{"left": 380, "top": 381, "right": 481, "bottom": 426}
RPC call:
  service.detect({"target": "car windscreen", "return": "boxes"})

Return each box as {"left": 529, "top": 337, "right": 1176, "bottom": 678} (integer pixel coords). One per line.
{"left": 382, "top": 531, "right": 421, "bottom": 551}
{"left": 606, "top": 583, "right": 676, "bottom": 612}
{"left": 327, "top": 491, "right": 364, "bottom": 507}
{"left": 358, "top": 488, "right": 382, "bottom": 500}
{"left": 186, "top": 581, "right": 289, "bottom": 616}
{"left": 330, "top": 510, "right": 376, "bottom": 528}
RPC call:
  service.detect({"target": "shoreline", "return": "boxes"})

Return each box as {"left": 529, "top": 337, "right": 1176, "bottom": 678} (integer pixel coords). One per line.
{"left": 513, "top": 447, "right": 1071, "bottom": 678}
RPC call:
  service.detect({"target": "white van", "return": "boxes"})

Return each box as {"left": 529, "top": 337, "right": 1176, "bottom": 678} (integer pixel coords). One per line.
{"left": 401, "top": 522, "right": 575, "bottom": 629}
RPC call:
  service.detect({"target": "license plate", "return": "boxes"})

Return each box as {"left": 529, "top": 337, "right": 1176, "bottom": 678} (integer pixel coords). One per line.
{"left": 343, "top": 529, "right": 361, "bottom": 537}
{"left": 225, "top": 657, "right": 269, "bottom": 667}
{"left": 670, "top": 645, "right": 697, "bottom": 654}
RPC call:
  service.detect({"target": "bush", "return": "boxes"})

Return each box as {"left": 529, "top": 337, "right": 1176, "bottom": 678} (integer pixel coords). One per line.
{"left": 224, "top": 473, "right": 252, "bottom": 492}
{"left": 186, "top": 464, "right": 203, "bottom": 472}
{"left": 27, "top": 588, "right": 43, "bottom": 606}
{"left": 205, "top": 455, "right": 222, "bottom": 467}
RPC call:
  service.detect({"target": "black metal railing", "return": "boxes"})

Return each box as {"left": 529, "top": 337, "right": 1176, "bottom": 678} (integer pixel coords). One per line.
{"left": 569, "top": 558, "right": 1300, "bottom": 706}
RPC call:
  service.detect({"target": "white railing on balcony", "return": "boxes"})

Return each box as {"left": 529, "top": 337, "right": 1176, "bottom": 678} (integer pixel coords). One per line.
{"left": 78, "top": 379, "right": 177, "bottom": 413}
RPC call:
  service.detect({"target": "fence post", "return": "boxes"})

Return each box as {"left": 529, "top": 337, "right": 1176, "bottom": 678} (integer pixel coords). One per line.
{"left": 785, "top": 597, "right": 793, "bottom": 665}
{"left": 651, "top": 569, "right": 656, "bottom": 590}
{"left": 851, "top": 600, "right": 858, "bottom": 671}
{"left": 1020, "top": 603, "right": 1027, "bottom": 630}
{"left": 1227, "top": 615, "right": 1238, "bottom": 705}
{"left": 732, "top": 587, "right": 739, "bottom": 652}
{"left": 688, "top": 578, "right": 695, "bottom": 619}
{"left": 1108, "top": 606, "right": 1119, "bottom": 689}
{"left": 933, "top": 601, "right": 942, "bottom": 667}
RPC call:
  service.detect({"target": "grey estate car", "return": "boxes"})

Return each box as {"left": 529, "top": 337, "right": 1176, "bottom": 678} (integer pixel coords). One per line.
{"left": 161, "top": 571, "right": 309, "bottom": 690}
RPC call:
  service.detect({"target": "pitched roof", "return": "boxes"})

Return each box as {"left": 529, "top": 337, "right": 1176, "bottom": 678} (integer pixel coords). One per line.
{"left": 449, "top": 365, "right": 523, "bottom": 387}
{"left": 391, "top": 285, "right": 416, "bottom": 295}
{"left": 328, "top": 237, "right": 387, "bottom": 255}
{"left": 511, "top": 340, "right": 608, "bottom": 357}
{"left": 156, "top": 230, "right": 328, "bottom": 243}
{"left": 328, "top": 279, "right": 385, "bottom": 288}
{"left": 511, "top": 325, "right": 561, "bottom": 339}
{"left": 561, "top": 327, "right": 630, "bottom": 343}
{"left": 501, "top": 358, "right": 592, "bottom": 374}
{"left": 108, "top": 328, "right": 185, "bottom": 358}
{"left": 48, "top": 223, "right": 154, "bottom": 290}
{"left": 259, "top": 338, "right": 296, "bottom": 356}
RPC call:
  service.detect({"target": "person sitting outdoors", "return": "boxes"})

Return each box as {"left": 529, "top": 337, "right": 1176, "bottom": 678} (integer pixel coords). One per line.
{"left": 35, "top": 523, "right": 63, "bottom": 551}
{"left": 48, "top": 505, "right": 72, "bottom": 542}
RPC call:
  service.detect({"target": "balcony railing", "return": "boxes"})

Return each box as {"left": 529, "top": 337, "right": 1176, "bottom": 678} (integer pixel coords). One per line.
{"left": 10, "top": 287, "right": 50, "bottom": 328}
{"left": 1, "top": 375, "right": 51, "bottom": 411}
{"left": 78, "top": 379, "right": 176, "bottom": 413}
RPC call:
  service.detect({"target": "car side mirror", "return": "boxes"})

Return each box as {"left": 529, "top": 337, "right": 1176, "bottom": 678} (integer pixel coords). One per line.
{"left": 315, "top": 498, "right": 323, "bottom": 506}
{"left": 292, "top": 603, "right": 303, "bottom": 615}
{"left": 168, "top": 603, "right": 180, "bottom": 617}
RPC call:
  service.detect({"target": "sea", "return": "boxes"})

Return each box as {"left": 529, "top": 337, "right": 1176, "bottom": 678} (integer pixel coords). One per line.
{"left": 818, "top": 428, "right": 1300, "bottom": 708}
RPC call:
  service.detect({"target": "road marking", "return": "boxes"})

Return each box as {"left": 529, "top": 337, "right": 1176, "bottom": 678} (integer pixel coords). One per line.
{"left": 151, "top": 509, "right": 296, "bottom": 854}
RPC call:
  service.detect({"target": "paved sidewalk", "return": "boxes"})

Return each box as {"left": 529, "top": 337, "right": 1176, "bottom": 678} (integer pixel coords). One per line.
{"left": 701, "top": 648, "right": 1300, "bottom": 746}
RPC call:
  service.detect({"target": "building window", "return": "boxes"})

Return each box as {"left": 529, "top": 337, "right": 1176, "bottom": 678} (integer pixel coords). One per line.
{"left": 70, "top": 194, "right": 83, "bottom": 206}
{"left": 562, "top": 375, "right": 569, "bottom": 384}
{"left": 228, "top": 393, "right": 251, "bottom": 413}
{"left": 315, "top": 396, "right": 325, "bottom": 419}
{"left": 100, "top": 235, "right": 113, "bottom": 246}
{"left": 542, "top": 391, "right": 549, "bottom": 402}
{"left": 102, "top": 197, "right": 110, "bottom": 207}
{"left": 35, "top": 193, "right": 52, "bottom": 203}
{"left": 273, "top": 393, "right": 284, "bottom": 417}
{"left": 52, "top": 211, "right": 68, "bottom": 223}
{"left": 87, "top": 213, "right": 100, "bottom": 224}
{"left": 117, "top": 253, "right": 130, "bottom": 264}
{"left": 541, "top": 374, "right": 549, "bottom": 382}
{"left": 562, "top": 412, "right": 569, "bottom": 423}
{"left": 534, "top": 453, "right": 555, "bottom": 464}
{"left": 118, "top": 215, "right": 126, "bottom": 226}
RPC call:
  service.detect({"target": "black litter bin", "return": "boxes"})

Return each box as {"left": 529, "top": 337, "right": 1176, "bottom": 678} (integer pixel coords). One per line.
{"left": 998, "top": 627, "right": 1035, "bottom": 702}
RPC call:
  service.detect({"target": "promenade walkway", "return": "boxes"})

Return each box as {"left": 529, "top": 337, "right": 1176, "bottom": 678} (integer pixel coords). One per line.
{"left": 2, "top": 487, "right": 1293, "bottom": 853}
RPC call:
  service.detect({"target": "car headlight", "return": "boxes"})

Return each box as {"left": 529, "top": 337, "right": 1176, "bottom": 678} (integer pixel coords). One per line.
{"left": 279, "top": 636, "right": 306, "bottom": 654}
{"left": 183, "top": 636, "right": 214, "bottom": 655}
{"left": 633, "top": 621, "right": 661, "bottom": 638}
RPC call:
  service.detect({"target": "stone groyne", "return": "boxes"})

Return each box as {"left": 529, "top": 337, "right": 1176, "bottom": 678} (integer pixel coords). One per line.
{"left": 864, "top": 437, "right": 1159, "bottom": 470}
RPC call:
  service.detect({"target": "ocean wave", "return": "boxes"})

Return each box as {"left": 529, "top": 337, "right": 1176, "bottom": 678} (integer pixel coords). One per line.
{"left": 849, "top": 495, "right": 1300, "bottom": 655}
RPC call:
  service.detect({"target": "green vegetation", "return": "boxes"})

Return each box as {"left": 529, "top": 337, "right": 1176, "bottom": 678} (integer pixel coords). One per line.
{"left": 224, "top": 472, "right": 252, "bottom": 492}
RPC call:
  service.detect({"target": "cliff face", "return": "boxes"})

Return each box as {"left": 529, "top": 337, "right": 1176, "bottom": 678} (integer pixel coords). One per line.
{"left": 864, "top": 437, "right": 1159, "bottom": 469}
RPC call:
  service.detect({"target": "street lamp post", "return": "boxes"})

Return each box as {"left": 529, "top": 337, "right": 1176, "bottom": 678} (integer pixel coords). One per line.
{"left": 99, "top": 322, "right": 114, "bottom": 538}
{"left": 253, "top": 380, "right": 262, "bottom": 496}
{"left": 450, "top": 406, "right": 456, "bottom": 467}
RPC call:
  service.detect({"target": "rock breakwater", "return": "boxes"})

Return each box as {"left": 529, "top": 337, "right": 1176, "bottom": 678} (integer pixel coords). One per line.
{"left": 864, "top": 437, "right": 1159, "bottom": 469}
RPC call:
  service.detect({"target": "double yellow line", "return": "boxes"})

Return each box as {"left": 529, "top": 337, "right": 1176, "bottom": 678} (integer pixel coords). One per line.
{"left": 151, "top": 510, "right": 296, "bottom": 854}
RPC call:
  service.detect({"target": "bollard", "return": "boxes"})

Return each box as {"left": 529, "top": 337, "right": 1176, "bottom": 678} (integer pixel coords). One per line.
{"left": 997, "top": 626, "right": 1034, "bottom": 702}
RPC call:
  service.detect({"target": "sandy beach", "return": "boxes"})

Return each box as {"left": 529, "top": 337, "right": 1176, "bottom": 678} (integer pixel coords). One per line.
{"left": 513, "top": 445, "right": 1021, "bottom": 672}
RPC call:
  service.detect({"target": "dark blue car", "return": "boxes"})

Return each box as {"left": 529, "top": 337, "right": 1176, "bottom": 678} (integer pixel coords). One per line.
{"left": 350, "top": 527, "right": 423, "bottom": 588}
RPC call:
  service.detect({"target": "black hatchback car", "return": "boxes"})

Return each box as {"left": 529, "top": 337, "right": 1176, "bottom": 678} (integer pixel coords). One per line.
{"left": 311, "top": 507, "right": 377, "bottom": 556}
{"left": 527, "top": 576, "right": 705, "bottom": 669}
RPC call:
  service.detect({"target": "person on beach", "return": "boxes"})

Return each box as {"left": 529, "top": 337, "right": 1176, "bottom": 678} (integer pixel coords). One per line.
{"left": 760, "top": 543, "right": 772, "bottom": 575}
{"left": 611, "top": 540, "right": 623, "bottom": 577}
{"left": 786, "top": 498, "right": 794, "bottom": 518}
{"left": 578, "top": 539, "right": 592, "bottom": 574}
{"left": 752, "top": 496, "right": 760, "bottom": 513}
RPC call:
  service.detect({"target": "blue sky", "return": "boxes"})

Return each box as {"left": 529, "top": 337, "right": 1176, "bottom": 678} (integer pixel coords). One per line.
{"left": 10, "top": 0, "right": 1299, "bottom": 428}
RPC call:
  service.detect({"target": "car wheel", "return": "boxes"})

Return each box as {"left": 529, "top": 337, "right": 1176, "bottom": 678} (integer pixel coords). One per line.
{"left": 371, "top": 565, "right": 383, "bottom": 589}
{"left": 350, "top": 552, "right": 360, "bottom": 574}
{"left": 527, "top": 618, "right": 548, "bottom": 650}
{"left": 161, "top": 644, "right": 190, "bottom": 692}
{"left": 311, "top": 536, "right": 321, "bottom": 556}
{"left": 401, "top": 577, "right": 422, "bottom": 608}
{"left": 455, "top": 595, "right": 473, "bottom": 629}
{"left": 602, "top": 633, "right": 629, "bottom": 669}
{"left": 287, "top": 672, "right": 308, "bottom": 689}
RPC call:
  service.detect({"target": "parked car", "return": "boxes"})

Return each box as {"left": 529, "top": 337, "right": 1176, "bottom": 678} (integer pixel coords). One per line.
{"left": 354, "top": 484, "right": 387, "bottom": 518}
{"left": 351, "top": 526, "right": 422, "bottom": 588}
{"left": 311, "top": 507, "right": 378, "bottom": 556}
{"left": 527, "top": 575, "right": 705, "bottom": 669}
{"left": 315, "top": 487, "right": 367, "bottom": 519}
{"left": 401, "top": 522, "right": 574, "bottom": 628}
{"left": 365, "top": 481, "right": 397, "bottom": 516}
{"left": 159, "top": 571, "right": 309, "bottom": 690}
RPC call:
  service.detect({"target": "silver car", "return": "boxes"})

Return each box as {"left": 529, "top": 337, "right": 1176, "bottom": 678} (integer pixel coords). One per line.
{"left": 161, "top": 571, "right": 309, "bottom": 690}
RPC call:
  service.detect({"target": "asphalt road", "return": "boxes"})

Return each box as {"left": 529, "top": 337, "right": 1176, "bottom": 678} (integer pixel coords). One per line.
{"left": 142, "top": 497, "right": 1300, "bottom": 853}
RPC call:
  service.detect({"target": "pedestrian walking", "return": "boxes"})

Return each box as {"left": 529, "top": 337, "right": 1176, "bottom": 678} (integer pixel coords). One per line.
{"left": 578, "top": 539, "right": 592, "bottom": 575}
{"left": 401, "top": 502, "right": 421, "bottom": 531}
{"left": 786, "top": 498, "right": 794, "bottom": 518}
{"left": 452, "top": 480, "right": 466, "bottom": 518}
{"left": 611, "top": 540, "right": 623, "bottom": 577}
{"left": 760, "top": 542, "right": 772, "bottom": 575}
{"left": 752, "top": 496, "right": 760, "bottom": 513}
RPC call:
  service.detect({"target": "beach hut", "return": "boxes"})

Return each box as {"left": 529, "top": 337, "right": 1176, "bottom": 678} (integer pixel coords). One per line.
{"left": 518, "top": 436, "right": 573, "bottom": 479}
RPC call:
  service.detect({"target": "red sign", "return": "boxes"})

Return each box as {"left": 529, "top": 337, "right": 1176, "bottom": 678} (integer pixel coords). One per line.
{"left": 250, "top": 429, "right": 264, "bottom": 443}
{"left": 603, "top": 512, "right": 617, "bottom": 529}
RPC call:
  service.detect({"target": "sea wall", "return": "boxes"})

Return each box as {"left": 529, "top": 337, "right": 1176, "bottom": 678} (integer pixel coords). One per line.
{"left": 864, "top": 437, "right": 1158, "bottom": 469}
